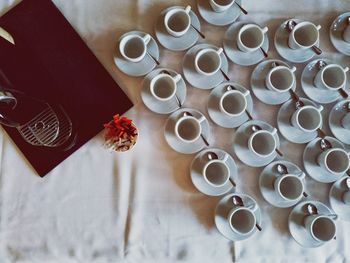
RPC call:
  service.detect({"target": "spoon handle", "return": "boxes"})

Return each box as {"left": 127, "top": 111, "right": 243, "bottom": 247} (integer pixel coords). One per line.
{"left": 191, "top": 25, "right": 205, "bottom": 39}
{"left": 260, "top": 47, "right": 268, "bottom": 58}
{"left": 229, "top": 178, "right": 236, "bottom": 187}
{"left": 339, "top": 88, "right": 349, "bottom": 99}
{"left": 303, "top": 192, "right": 309, "bottom": 198}
{"left": 235, "top": 2, "right": 248, "bottom": 15}
{"left": 311, "top": 45, "right": 322, "bottom": 55}
{"left": 275, "top": 148, "right": 284, "bottom": 157}
{"left": 220, "top": 69, "right": 230, "bottom": 81}
{"left": 200, "top": 133, "right": 210, "bottom": 147}
{"left": 147, "top": 51, "right": 160, "bottom": 66}
{"left": 317, "top": 128, "right": 327, "bottom": 139}
{"left": 256, "top": 224, "right": 262, "bottom": 231}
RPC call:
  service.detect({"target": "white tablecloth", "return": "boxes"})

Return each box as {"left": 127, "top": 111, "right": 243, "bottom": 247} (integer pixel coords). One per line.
{"left": 0, "top": 0, "right": 350, "bottom": 262}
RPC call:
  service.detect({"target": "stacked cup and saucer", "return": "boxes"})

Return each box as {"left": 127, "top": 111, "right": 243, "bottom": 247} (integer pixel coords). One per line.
{"left": 224, "top": 22, "right": 269, "bottom": 66}
{"left": 330, "top": 12, "right": 350, "bottom": 56}
{"left": 115, "top": 31, "right": 159, "bottom": 76}
{"left": 329, "top": 100, "right": 350, "bottom": 145}
{"left": 197, "top": 0, "right": 244, "bottom": 26}
{"left": 275, "top": 19, "right": 322, "bottom": 63}
{"left": 155, "top": 5, "right": 202, "bottom": 51}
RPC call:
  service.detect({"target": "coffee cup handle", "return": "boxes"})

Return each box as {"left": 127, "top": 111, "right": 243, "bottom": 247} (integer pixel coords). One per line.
{"left": 185, "top": 5, "right": 191, "bottom": 14}
{"left": 297, "top": 171, "right": 306, "bottom": 179}
{"left": 142, "top": 34, "right": 151, "bottom": 45}
{"left": 317, "top": 105, "right": 324, "bottom": 112}
{"left": 246, "top": 202, "right": 258, "bottom": 212}
{"left": 316, "top": 25, "right": 322, "bottom": 31}
{"left": 343, "top": 67, "right": 349, "bottom": 73}
{"left": 222, "top": 153, "right": 230, "bottom": 163}
{"left": 271, "top": 128, "right": 278, "bottom": 136}
{"left": 329, "top": 214, "right": 338, "bottom": 221}
{"left": 197, "top": 115, "right": 206, "bottom": 123}
{"left": 290, "top": 66, "right": 297, "bottom": 73}
{"left": 173, "top": 74, "right": 182, "bottom": 83}
{"left": 216, "top": 47, "right": 223, "bottom": 56}
{"left": 262, "top": 26, "right": 268, "bottom": 34}
{"left": 242, "top": 89, "right": 250, "bottom": 97}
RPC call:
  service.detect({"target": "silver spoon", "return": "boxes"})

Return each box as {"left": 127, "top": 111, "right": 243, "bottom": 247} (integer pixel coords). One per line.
{"left": 346, "top": 177, "right": 350, "bottom": 189}
{"left": 317, "top": 60, "right": 349, "bottom": 99}
{"left": 161, "top": 70, "right": 182, "bottom": 108}
{"left": 207, "top": 152, "right": 236, "bottom": 187}
{"left": 183, "top": 111, "right": 209, "bottom": 146}
{"left": 234, "top": 2, "right": 248, "bottom": 15}
{"left": 306, "top": 203, "right": 338, "bottom": 221}
{"left": 276, "top": 164, "right": 308, "bottom": 197}
{"left": 286, "top": 20, "right": 322, "bottom": 55}
{"left": 251, "top": 125, "right": 284, "bottom": 157}
{"left": 232, "top": 195, "right": 262, "bottom": 231}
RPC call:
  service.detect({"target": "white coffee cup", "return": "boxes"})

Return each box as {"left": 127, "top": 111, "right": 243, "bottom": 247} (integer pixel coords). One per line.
{"left": 174, "top": 115, "right": 205, "bottom": 143}
{"left": 342, "top": 190, "right": 350, "bottom": 205}
{"left": 265, "top": 66, "right": 296, "bottom": 93}
{"left": 209, "top": 0, "right": 235, "bottom": 12}
{"left": 314, "top": 64, "right": 349, "bottom": 91}
{"left": 248, "top": 128, "right": 278, "bottom": 158}
{"left": 150, "top": 73, "right": 182, "bottom": 102}
{"left": 219, "top": 89, "right": 250, "bottom": 117}
{"left": 237, "top": 24, "right": 268, "bottom": 53}
{"left": 194, "top": 48, "right": 223, "bottom": 76}
{"left": 317, "top": 148, "right": 350, "bottom": 176}
{"left": 341, "top": 113, "right": 350, "bottom": 130}
{"left": 290, "top": 105, "right": 323, "bottom": 133}
{"left": 274, "top": 173, "right": 305, "bottom": 201}
{"left": 228, "top": 204, "right": 257, "bottom": 236}
{"left": 202, "top": 154, "right": 230, "bottom": 188}
{"left": 119, "top": 34, "right": 151, "bottom": 63}
{"left": 304, "top": 214, "right": 337, "bottom": 243}
{"left": 342, "top": 23, "right": 350, "bottom": 43}
{"left": 164, "top": 6, "right": 192, "bottom": 38}
{"left": 288, "top": 21, "right": 321, "bottom": 50}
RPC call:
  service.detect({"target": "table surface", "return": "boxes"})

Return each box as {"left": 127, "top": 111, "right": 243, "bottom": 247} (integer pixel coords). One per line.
{"left": 0, "top": 0, "right": 350, "bottom": 262}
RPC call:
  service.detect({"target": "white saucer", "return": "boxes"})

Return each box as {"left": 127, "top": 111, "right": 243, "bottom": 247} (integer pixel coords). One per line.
{"left": 259, "top": 160, "right": 306, "bottom": 208}
{"left": 329, "top": 176, "right": 350, "bottom": 221}
{"left": 223, "top": 22, "right": 269, "bottom": 66}
{"left": 330, "top": 12, "right": 350, "bottom": 56}
{"left": 329, "top": 99, "right": 350, "bottom": 145}
{"left": 190, "top": 148, "right": 237, "bottom": 196}
{"left": 164, "top": 108, "right": 210, "bottom": 154}
{"left": 301, "top": 59, "right": 342, "bottom": 104}
{"left": 114, "top": 31, "right": 159, "bottom": 77}
{"left": 251, "top": 59, "right": 296, "bottom": 105}
{"left": 207, "top": 82, "right": 253, "bottom": 128}
{"left": 155, "top": 6, "right": 201, "bottom": 51}
{"left": 215, "top": 193, "right": 262, "bottom": 241}
{"left": 277, "top": 98, "right": 320, "bottom": 144}
{"left": 233, "top": 120, "right": 280, "bottom": 167}
{"left": 141, "top": 68, "right": 186, "bottom": 114}
{"left": 183, "top": 43, "right": 229, "bottom": 89}
{"left": 303, "top": 136, "right": 345, "bottom": 183}
{"left": 197, "top": 0, "right": 242, "bottom": 26}
{"left": 289, "top": 200, "right": 334, "bottom": 248}
{"left": 274, "top": 19, "right": 319, "bottom": 63}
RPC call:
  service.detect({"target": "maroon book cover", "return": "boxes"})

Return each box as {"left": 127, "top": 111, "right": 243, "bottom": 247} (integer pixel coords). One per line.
{"left": 0, "top": 0, "right": 133, "bottom": 176}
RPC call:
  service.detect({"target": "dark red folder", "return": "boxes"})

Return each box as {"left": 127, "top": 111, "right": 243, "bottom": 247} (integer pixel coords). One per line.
{"left": 0, "top": 0, "right": 133, "bottom": 176}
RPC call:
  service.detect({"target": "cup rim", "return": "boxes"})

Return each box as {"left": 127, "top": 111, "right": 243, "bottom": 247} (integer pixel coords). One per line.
{"left": 194, "top": 48, "right": 222, "bottom": 76}
{"left": 174, "top": 115, "right": 202, "bottom": 143}
{"left": 219, "top": 90, "right": 247, "bottom": 116}
{"left": 119, "top": 35, "right": 146, "bottom": 62}
{"left": 164, "top": 8, "right": 191, "bottom": 37}
{"left": 308, "top": 215, "right": 336, "bottom": 242}
{"left": 322, "top": 148, "right": 350, "bottom": 175}
{"left": 291, "top": 21, "right": 320, "bottom": 49}
{"left": 248, "top": 130, "right": 277, "bottom": 158}
{"left": 274, "top": 174, "right": 304, "bottom": 201}
{"left": 319, "top": 64, "right": 347, "bottom": 91}
{"left": 202, "top": 159, "right": 230, "bottom": 188}
{"left": 293, "top": 105, "right": 322, "bottom": 133}
{"left": 266, "top": 66, "right": 295, "bottom": 92}
{"left": 237, "top": 24, "right": 265, "bottom": 52}
{"left": 150, "top": 73, "right": 177, "bottom": 101}
{"left": 228, "top": 206, "right": 257, "bottom": 235}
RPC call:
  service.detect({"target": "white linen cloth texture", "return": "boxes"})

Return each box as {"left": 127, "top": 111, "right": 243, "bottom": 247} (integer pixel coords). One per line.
{"left": 0, "top": 0, "right": 350, "bottom": 262}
